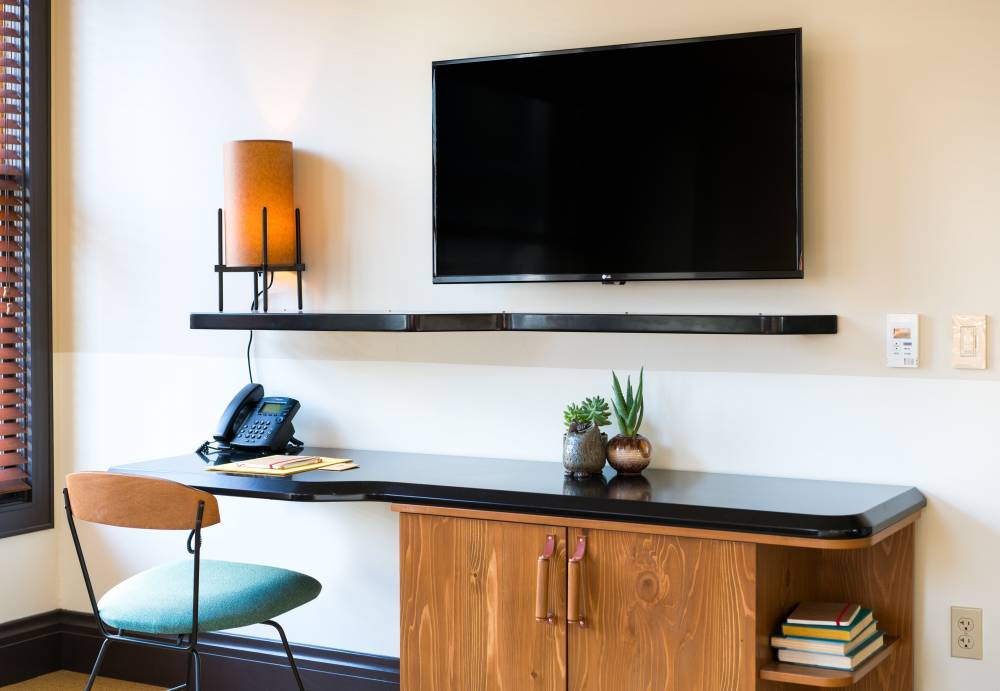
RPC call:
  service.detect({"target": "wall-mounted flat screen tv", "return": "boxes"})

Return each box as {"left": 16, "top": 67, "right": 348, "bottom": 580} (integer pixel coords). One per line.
{"left": 433, "top": 28, "right": 803, "bottom": 283}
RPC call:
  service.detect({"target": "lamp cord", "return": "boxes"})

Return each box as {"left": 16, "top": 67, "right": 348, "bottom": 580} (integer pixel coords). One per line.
{"left": 247, "top": 271, "right": 275, "bottom": 384}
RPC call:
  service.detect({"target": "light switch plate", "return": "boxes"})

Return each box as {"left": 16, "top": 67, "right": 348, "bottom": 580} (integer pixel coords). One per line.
{"left": 952, "top": 315, "right": 987, "bottom": 369}
{"left": 952, "top": 606, "right": 983, "bottom": 659}
{"left": 886, "top": 314, "right": 919, "bottom": 368}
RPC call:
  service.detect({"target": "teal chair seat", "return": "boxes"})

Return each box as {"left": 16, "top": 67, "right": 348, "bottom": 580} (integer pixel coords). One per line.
{"left": 98, "top": 559, "right": 322, "bottom": 635}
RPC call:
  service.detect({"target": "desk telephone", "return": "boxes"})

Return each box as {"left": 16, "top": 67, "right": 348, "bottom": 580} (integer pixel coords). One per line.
{"left": 213, "top": 383, "right": 302, "bottom": 452}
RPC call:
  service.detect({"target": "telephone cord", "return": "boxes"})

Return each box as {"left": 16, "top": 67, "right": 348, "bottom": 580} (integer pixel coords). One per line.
{"left": 246, "top": 271, "right": 275, "bottom": 383}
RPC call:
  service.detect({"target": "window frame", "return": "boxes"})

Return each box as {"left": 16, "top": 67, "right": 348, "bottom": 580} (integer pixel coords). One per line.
{"left": 0, "top": 0, "right": 52, "bottom": 540}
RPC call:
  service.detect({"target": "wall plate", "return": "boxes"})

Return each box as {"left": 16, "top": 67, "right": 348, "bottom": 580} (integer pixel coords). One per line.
{"left": 951, "top": 606, "right": 983, "bottom": 660}
{"left": 952, "top": 315, "right": 987, "bottom": 369}
{"left": 886, "top": 314, "right": 919, "bottom": 368}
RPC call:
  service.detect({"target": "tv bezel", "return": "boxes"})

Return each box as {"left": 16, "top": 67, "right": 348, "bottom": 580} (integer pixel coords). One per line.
{"left": 432, "top": 27, "right": 804, "bottom": 284}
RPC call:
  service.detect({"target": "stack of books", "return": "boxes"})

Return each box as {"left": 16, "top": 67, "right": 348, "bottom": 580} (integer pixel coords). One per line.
{"left": 771, "top": 602, "right": 885, "bottom": 672}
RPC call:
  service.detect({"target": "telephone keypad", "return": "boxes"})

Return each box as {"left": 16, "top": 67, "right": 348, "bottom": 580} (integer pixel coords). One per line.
{"left": 231, "top": 396, "right": 299, "bottom": 450}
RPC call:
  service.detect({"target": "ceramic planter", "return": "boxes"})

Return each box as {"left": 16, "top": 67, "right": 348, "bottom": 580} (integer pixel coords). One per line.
{"left": 606, "top": 433, "right": 652, "bottom": 474}
{"left": 562, "top": 425, "right": 607, "bottom": 478}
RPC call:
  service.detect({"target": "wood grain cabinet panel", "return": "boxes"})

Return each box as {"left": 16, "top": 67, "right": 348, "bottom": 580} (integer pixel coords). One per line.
{"left": 400, "top": 512, "right": 568, "bottom": 691}
{"left": 568, "top": 528, "right": 757, "bottom": 691}
{"left": 396, "top": 505, "right": 915, "bottom": 691}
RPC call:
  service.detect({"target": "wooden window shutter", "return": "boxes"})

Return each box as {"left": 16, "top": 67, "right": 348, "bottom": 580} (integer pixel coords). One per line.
{"left": 0, "top": 0, "right": 29, "bottom": 501}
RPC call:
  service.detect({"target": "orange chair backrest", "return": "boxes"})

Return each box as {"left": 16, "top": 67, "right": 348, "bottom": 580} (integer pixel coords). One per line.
{"left": 65, "top": 472, "right": 221, "bottom": 530}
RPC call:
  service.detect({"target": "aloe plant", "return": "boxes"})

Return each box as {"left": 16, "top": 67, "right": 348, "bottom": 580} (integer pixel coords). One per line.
{"left": 610, "top": 368, "right": 644, "bottom": 437}
{"left": 563, "top": 396, "right": 611, "bottom": 432}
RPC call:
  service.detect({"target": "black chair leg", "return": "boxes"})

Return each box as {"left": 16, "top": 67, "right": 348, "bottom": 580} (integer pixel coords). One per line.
{"left": 264, "top": 620, "right": 305, "bottom": 691}
{"left": 84, "top": 638, "right": 111, "bottom": 691}
{"left": 191, "top": 648, "right": 202, "bottom": 691}
{"left": 184, "top": 648, "right": 192, "bottom": 687}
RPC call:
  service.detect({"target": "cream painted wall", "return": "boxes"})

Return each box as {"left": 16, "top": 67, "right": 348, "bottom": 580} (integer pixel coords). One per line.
{"left": 27, "top": 0, "right": 1000, "bottom": 688}
{"left": 0, "top": 529, "right": 57, "bottom": 622}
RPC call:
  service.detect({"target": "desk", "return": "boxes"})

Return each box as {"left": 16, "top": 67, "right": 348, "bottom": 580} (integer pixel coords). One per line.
{"left": 112, "top": 448, "right": 924, "bottom": 690}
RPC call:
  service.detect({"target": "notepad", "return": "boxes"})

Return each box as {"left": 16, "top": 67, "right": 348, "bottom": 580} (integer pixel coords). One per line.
{"left": 206, "top": 456, "right": 356, "bottom": 477}
{"left": 787, "top": 602, "right": 861, "bottom": 627}
{"left": 317, "top": 462, "right": 359, "bottom": 472}
{"left": 238, "top": 455, "right": 324, "bottom": 470}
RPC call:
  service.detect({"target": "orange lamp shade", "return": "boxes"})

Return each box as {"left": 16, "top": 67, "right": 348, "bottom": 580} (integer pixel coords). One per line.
{"left": 223, "top": 140, "right": 296, "bottom": 266}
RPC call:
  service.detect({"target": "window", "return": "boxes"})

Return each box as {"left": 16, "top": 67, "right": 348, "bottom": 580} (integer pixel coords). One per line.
{"left": 0, "top": 0, "right": 51, "bottom": 539}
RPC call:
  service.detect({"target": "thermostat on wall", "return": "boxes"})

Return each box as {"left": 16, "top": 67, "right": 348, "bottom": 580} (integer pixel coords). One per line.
{"left": 886, "top": 314, "right": 919, "bottom": 368}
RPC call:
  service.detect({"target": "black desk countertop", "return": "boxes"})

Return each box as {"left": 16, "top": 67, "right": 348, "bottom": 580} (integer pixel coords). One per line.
{"left": 109, "top": 447, "right": 925, "bottom": 541}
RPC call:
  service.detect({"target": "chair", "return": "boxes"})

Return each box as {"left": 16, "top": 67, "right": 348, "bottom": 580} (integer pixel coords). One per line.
{"left": 64, "top": 472, "right": 322, "bottom": 691}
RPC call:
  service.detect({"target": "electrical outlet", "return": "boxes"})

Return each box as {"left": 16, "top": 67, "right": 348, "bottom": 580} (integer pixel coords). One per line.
{"left": 952, "top": 606, "right": 983, "bottom": 660}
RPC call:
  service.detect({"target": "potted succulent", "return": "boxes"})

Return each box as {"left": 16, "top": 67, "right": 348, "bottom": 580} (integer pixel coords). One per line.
{"left": 562, "top": 396, "right": 611, "bottom": 478}
{"left": 607, "top": 368, "right": 652, "bottom": 474}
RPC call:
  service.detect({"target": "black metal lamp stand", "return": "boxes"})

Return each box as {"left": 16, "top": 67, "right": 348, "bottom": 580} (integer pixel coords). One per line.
{"left": 215, "top": 206, "right": 305, "bottom": 312}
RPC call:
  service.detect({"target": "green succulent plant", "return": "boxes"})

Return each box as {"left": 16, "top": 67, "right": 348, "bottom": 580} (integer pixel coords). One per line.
{"left": 611, "top": 368, "right": 644, "bottom": 437}
{"left": 563, "top": 396, "right": 611, "bottom": 432}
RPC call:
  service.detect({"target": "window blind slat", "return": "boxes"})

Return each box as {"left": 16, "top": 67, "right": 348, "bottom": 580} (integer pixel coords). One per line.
{"left": 0, "top": 438, "right": 27, "bottom": 452}
{"left": 0, "top": 467, "right": 25, "bottom": 481}
{"left": 0, "top": 452, "right": 25, "bottom": 467}
{"left": 0, "top": 480, "right": 29, "bottom": 496}
{"left": 0, "top": 393, "right": 22, "bottom": 405}
{"left": 0, "top": 422, "right": 25, "bottom": 435}
{"left": 0, "top": 407, "right": 24, "bottom": 421}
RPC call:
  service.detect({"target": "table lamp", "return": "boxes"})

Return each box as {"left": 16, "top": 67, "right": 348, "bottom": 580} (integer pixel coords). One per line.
{"left": 215, "top": 139, "right": 304, "bottom": 312}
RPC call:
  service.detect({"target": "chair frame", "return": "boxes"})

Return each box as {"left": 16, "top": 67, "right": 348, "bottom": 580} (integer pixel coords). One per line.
{"left": 63, "top": 487, "right": 306, "bottom": 691}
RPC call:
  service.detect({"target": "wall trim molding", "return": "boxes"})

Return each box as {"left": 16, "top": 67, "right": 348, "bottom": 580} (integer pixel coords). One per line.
{"left": 0, "top": 609, "right": 400, "bottom": 689}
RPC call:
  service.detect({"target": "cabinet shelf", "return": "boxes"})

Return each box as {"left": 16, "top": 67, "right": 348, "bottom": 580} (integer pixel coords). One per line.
{"left": 190, "top": 312, "right": 838, "bottom": 335}
{"left": 758, "top": 636, "right": 899, "bottom": 687}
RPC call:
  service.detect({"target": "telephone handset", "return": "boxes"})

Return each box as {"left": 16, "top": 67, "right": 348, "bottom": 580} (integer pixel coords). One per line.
{"left": 213, "top": 383, "right": 302, "bottom": 452}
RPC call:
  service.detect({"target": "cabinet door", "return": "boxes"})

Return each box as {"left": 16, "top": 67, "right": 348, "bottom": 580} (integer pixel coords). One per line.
{"left": 568, "top": 528, "right": 756, "bottom": 691}
{"left": 400, "top": 513, "right": 568, "bottom": 691}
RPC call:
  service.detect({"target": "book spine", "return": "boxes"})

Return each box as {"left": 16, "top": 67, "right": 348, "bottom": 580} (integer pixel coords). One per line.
{"left": 780, "top": 626, "right": 851, "bottom": 641}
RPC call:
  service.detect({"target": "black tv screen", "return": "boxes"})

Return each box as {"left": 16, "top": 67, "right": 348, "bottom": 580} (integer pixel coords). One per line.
{"left": 433, "top": 29, "right": 803, "bottom": 283}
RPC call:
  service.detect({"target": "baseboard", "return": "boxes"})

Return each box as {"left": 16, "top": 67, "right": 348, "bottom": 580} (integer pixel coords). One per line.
{"left": 0, "top": 610, "right": 63, "bottom": 686}
{"left": 0, "top": 609, "right": 400, "bottom": 689}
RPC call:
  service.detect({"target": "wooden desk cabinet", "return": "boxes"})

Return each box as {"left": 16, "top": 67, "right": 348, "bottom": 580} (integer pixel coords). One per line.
{"left": 396, "top": 505, "right": 915, "bottom": 691}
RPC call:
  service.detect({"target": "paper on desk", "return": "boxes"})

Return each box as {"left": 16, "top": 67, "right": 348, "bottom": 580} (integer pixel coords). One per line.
{"left": 316, "top": 461, "right": 359, "bottom": 472}
{"left": 206, "top": 457, "right": 356, "bottom": 476}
